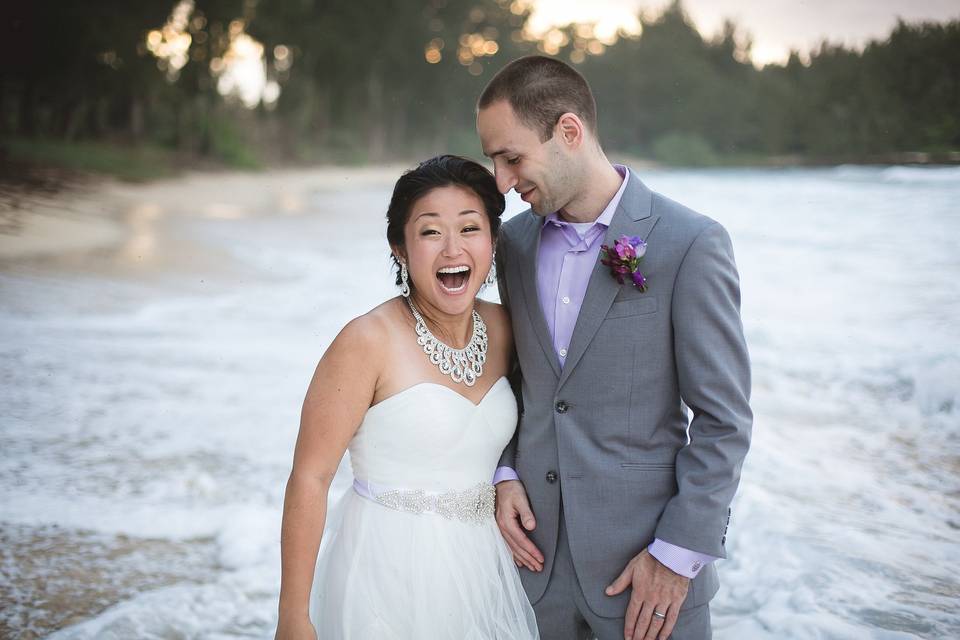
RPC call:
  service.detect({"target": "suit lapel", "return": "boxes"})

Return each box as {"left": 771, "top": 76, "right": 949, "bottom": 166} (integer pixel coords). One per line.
{"left": 514, "top": 213, "right": 562, "bottom": 379}
{"left": 557, "top": 174, "right": 659, "bottom": 390}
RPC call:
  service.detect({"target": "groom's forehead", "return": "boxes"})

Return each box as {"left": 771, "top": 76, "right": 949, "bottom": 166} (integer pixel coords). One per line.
{"left": 478, "top": 110, "right": 537, "bottom": 157}
{"left": 479, "top": 101, "right": 527, "bottom": 134}
{"left": 481, "top": 143, "right": 512, "bottom": 159}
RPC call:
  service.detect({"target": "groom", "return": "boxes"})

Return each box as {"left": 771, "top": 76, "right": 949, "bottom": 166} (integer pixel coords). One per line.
{"left": 477, "top": 56, "right": 752, "bottom": 639}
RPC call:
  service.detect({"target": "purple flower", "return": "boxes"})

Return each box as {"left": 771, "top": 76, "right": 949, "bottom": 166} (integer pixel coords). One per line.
{"left": 615, "top": 242, "right": 635, "bottom": 260}
{"left": 601, "top": 235, "right": 649, "bottom": 292}
{"left": 633, "top": 239, "right": 647, "bottom": 259}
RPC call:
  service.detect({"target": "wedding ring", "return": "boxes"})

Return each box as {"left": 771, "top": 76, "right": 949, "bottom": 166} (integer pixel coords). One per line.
{"left": 652, "top": 610, "right": 666, "bottom": 620}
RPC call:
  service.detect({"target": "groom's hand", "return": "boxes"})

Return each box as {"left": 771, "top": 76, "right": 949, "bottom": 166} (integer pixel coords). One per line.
{"left": 494, "top": 480, "right": 544, "bottom": 572}
{"left": 605, "top": 549, "right": 689, "bottom": 640}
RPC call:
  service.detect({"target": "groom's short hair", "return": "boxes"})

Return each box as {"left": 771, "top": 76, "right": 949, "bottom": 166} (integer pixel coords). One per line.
{"left": 478, "top": 55, "right": 598, "bottom": 142}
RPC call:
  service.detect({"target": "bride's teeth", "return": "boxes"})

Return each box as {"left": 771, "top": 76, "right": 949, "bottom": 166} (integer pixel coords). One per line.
{"left": 437, "top": 266, "right": 470, "bottom": 274}
{"left": 436, "top": 265, "right": 470, "bottom": 293}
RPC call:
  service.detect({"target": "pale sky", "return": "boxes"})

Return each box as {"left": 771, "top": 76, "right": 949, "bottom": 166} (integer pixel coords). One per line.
{"left": 527, "top": 0, "right": 960, "bottom": 65}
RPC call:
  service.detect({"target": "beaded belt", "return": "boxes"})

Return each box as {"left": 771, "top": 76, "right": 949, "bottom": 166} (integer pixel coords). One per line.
{"left": 353, "top": 478, "right": 495, "bottom": 524}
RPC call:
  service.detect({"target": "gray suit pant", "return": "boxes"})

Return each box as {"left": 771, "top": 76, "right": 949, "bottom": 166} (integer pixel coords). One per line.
{"left": 533, "top": 507, "right": 711, "bottom": 640}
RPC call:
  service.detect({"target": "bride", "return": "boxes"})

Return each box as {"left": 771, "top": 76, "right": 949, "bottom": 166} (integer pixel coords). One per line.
{"left": 274, "top": 155, "right": 539, "bottom": 639}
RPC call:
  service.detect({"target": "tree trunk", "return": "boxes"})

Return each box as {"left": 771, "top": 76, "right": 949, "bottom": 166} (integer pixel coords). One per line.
{"left": 129, "top": 95, "right": 144, "bottom": 141}
{"left": 64, "top": 99, "right": 89, "bottom": 141}
{"left": 366, "top": 68, "right": 385, "bottom": 161}
{"left": 18, "top": 77, "right": 36, "bottom": 137}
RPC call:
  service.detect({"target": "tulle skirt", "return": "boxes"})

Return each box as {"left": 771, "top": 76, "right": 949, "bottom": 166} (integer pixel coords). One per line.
{"left": 309, "top": 488, "right": 539, "bottom": 639}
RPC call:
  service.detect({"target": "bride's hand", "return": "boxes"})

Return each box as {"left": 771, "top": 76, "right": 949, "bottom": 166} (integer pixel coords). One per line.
{"left": 495, "top": 479, "right": 544, "bottom": 572}
{"left": 275, "top": 615, "right": 317, "bottom": 640}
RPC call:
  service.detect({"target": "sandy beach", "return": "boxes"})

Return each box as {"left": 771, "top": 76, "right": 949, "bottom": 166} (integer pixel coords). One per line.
{"left": 0, "top": 166, "right": 406, "bottom": 264}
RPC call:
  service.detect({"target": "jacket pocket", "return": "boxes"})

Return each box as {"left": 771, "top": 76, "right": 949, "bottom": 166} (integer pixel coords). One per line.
{"left": 620, "top": 462, "right": 675, "bottom": 470}
{"left": 607, "top": 297, "right": 658, "bottom": 319}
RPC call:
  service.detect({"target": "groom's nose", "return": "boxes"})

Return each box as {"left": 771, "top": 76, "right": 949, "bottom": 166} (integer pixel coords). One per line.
{"left": 495, "top": 167, "right": 517, "bottom": 194}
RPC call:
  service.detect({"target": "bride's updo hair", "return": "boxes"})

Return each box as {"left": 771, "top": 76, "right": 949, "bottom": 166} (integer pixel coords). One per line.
{"left": 387, "top": 155, "right": 504, "bottom": 288}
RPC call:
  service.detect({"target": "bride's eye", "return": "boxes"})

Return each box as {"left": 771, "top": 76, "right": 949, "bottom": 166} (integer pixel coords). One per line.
{"left": 462, "top": 225, "right": 481, "bottom": 233}
{"left": 420, "top": 228, "right": 440, "bottom": 236}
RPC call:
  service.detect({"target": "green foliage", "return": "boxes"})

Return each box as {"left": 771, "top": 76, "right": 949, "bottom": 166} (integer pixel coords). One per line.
{"left": 206, "top": 116, "right": 261, "bottom": 169}
{"left": 651, "top": 132, "right": 719, "bottom": 166}
{"left": 4, "top": 138, "right": 178, "bottom": 181}
{"left": 3, "top": 0, "right": 957, "bottom": 169}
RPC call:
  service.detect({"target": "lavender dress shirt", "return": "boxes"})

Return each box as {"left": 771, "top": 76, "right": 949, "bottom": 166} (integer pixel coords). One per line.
{"left": 493, "top": 166, "right": 717, "bottom": 579}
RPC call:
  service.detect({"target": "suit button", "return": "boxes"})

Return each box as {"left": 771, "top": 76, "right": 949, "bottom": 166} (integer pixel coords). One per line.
{"left": 721, "top": 535, "right": 726, "bottom": 546}
{"left": 546, "top": 470, "right": 558, "bottom": 484}
{"left": 555, "top": 401, "right": 568, "bottom": 414}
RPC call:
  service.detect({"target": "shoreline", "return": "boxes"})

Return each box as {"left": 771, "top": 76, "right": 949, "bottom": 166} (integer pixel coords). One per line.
{"left": 0, "top": 165, "right": 405, "bottom": 264}
{"left": 3, "top": 158, "right": 957, "bottom": 266}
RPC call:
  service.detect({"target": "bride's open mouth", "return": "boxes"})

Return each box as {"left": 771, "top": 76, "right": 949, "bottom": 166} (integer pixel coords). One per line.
{"left": 436, "top": 265, "right": 471, "bottom": 293}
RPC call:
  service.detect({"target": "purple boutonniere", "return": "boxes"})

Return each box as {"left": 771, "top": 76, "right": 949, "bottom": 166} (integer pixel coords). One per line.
{"left": 600, "top": 235, "right": 648, "bottom": 292}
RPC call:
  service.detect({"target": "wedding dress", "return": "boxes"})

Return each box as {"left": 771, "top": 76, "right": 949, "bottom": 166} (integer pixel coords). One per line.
{"left": 309, "top": 375, "right": 539, "bottom": 639}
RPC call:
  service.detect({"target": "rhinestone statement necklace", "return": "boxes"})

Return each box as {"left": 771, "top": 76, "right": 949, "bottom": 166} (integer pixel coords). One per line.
{"left": 406, "top": 298, "right": 487, "bottom": 386}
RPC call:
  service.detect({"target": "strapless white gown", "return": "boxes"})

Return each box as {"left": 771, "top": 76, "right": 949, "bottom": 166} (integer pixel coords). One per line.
{"left": 309, "top": 376, "right": 539, "bottom": 639}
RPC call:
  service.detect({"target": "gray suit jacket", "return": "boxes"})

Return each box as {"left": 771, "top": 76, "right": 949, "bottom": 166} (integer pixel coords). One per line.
{"left": 496, "top": 170, "right": 752, "bottom": 618}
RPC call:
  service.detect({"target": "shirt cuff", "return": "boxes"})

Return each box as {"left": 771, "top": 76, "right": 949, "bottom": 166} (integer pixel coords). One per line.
{"left": 492, "top": 466, "right": 519, "bottom": 484}
{"left": 648, "top": 539, "right": 718, "bottom": 578}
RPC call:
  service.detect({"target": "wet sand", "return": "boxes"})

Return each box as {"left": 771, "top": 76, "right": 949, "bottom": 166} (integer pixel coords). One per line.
{"left": 0, "top": 524, "right": 219, "bottom": 639}
{"left": 0, "top": 165, "right": 404, "bottom": 265}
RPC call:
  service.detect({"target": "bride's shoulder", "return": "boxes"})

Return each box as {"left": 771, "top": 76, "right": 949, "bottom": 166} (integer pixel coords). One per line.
{"left": 337, "top": 299, "right": 400, "bottom": 344}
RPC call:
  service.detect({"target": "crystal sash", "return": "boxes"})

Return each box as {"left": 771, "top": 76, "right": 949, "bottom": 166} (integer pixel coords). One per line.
{"left": 352, "top": 477, "right": 495, "bottom": 524}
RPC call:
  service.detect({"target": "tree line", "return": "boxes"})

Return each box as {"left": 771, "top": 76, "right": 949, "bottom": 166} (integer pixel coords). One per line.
{"left": 2, "top": 0, "right": 957, "bottom": 167}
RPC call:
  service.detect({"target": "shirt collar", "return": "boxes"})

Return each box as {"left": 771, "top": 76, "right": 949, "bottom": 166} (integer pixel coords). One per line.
{"left": 543, "top": 164, "right": 630, "bottom": 230}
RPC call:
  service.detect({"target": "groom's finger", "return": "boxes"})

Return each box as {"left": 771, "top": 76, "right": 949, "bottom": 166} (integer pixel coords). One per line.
{"left": 516, "top": 501, "right": 537, "bottom": 532}
{"left": 605, "top": 565, "right": 632, "bottom": 596}
{"left": 512, "top": 552, "right": 535, "bottom": 572}
{"left": 496, "top": 518, "right": 534, "bottom": 568}
{"left": 502, "top": 512, "right": 543, "bottom": 570}
{"left": 511, "top": 527, "right": 544, "bottom": 567}
{"left": 503, "top": 522, "right": 542, "bottom": 571}
{"left": 632, "top": 600, "right": 655, "bottom": 640}
{"left": 501, "top": 508, "right": 543, "bottom": 564}
{"left": 622, "top": 593, "right": 643, "bottom": 640}
{"left": 509, "top": 541, "right": 538, "bottom": 570}
{"left": 656, "top": 603, "right": 679, "bottom": 640}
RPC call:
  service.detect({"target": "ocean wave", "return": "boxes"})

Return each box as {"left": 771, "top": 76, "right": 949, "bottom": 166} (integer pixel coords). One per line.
{"left": 881, "top": 165, "right": 960, "bottom": 183}
{"left": 830, "top": 164, "right": 960, "bottom": 184}
{"left": 831, "top": 164, "right": 881, "bottom": 180}
{"left": 901, "top": 356, "right": 960, "bottom": 418}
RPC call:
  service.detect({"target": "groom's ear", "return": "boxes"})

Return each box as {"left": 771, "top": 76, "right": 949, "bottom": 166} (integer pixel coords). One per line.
{"left": 556, "top": 112, "right": 585, "bottom": 150}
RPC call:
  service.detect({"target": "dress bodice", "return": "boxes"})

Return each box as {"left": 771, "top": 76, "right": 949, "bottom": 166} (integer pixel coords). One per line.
{"left": 348, "top": 376, "right": 516, "bottom": 491}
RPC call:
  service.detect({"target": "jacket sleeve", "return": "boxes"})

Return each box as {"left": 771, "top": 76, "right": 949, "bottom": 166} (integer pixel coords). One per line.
{"left": 655, "top": 221, "right": 752, "bottom": 558}
{"left": 496, "top": 228, "right": 520, "bottom": 470}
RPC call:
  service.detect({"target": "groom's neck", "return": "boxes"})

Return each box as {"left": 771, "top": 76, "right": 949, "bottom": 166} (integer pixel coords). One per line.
{"left": 557, "top": 154, "right": 624, "bottom": 224}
